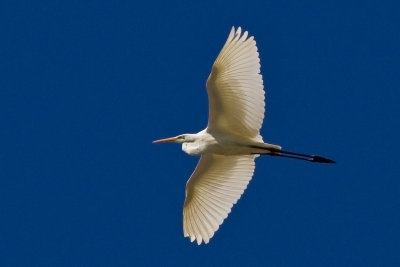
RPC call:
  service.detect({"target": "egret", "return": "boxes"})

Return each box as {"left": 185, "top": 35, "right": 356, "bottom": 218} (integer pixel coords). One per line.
{"left": 153, "top": 27, "right": 335, "bottom": 245}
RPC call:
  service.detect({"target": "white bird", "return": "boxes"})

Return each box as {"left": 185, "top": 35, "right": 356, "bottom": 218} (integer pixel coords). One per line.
{"left": 153, "top": 27, "right": 335, "bottom": 245}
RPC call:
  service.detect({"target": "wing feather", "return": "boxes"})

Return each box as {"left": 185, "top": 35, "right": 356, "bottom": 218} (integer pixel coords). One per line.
{"left": 183, "top": 154, "right": 256, "bottom": 245}
{"left": 206, "top": 27, "right": 265, "bottom": 141}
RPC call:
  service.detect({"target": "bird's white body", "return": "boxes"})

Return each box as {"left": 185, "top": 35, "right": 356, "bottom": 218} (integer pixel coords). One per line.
{"left": 153, "top": 27, "right": 334, "bottom": 245}
{"left": 181, "top": 130, "right": 279, "bottom": 156}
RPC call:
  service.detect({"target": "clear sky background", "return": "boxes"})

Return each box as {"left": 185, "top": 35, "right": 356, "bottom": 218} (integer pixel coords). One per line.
{"left": 1, "top": 0, "right": 399, "bottom": 266}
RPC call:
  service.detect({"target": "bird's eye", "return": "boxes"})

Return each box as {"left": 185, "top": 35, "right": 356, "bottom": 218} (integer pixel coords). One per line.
{"left": 179, "top": 135, "right": 185, "bottom": 140}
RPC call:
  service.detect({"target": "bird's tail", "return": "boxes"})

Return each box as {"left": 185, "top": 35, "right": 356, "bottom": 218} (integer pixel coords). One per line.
{"left": 249, "top": 142, "right": 335, "bottom": 164}
{"left": 249, "top": 142, "right": 282, "bottom": 153}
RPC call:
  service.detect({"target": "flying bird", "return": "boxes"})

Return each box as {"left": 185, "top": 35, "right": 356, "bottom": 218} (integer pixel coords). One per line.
{"left": 153, "top": 27, "right": 335, "bottom": 245}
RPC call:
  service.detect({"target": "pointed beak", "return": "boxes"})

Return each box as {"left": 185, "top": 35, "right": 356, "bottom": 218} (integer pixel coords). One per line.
{"left": 152, "top": 136, "right": 179, "bottom": 144}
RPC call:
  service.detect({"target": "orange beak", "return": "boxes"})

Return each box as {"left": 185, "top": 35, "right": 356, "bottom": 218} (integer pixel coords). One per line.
{"left": 152, "top": 136, "right": 179, "bottom": 144}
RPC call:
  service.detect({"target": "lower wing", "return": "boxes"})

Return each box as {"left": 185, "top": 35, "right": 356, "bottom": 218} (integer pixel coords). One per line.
{"left": 183, "top": 154, "right": 257, "bottom": 244}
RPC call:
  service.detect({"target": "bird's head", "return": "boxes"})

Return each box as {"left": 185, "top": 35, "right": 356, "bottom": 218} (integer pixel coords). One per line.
{"left": 153, "top": 134, "right": 194, "bottom": 144}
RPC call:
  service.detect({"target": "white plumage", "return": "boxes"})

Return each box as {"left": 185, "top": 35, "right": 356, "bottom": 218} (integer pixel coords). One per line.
{"left": 153, "top": 26, "right": 335, "bottom": 245}
{"left": 183, "top": 27, "right": 264, "bottom": 244}
{"left": 183, "top": 154, "right": 256, "bottom": 244}
{"left": 206, "top": 27, "right": 265, "bottom": 142}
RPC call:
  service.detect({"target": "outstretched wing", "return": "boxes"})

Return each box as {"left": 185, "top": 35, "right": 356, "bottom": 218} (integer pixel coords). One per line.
{"left": 183, "top": 154, "right": 257, "bottom": 245}
{"left": 206, "top": 27, "right": 265, "bottom": 140}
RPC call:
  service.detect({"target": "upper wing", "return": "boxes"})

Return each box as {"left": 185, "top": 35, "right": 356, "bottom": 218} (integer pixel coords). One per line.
{"left": 206, "top": 27, "right": 265, "bottom": 140}
{"left": 183, "top": 154, "right": 256, "bottom": 245}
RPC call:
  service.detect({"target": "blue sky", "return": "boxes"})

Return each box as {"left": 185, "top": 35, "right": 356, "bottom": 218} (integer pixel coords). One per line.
{"left": 1, "top": 0, "right": 399, "bottom": 266}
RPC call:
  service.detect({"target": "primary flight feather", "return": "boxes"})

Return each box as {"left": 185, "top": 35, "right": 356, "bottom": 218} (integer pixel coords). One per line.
{"left": 153, "top": 26, "right": 335, "bottom": 245}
